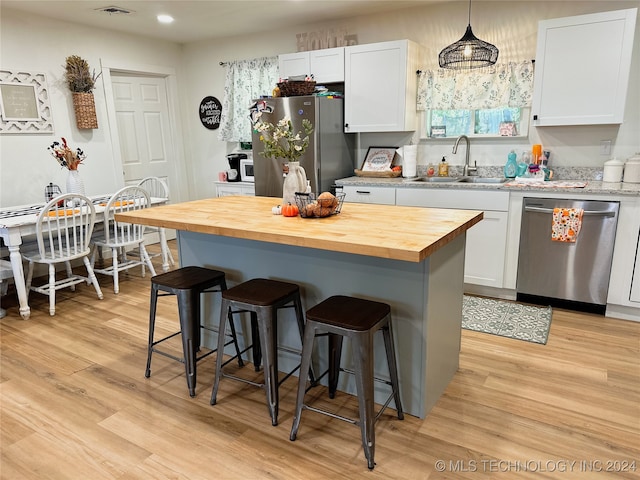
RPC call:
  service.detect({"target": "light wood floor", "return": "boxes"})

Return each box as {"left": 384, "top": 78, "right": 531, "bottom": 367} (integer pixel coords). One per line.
{"left": 1, "top": 241, "right": 639, "bottom": 479}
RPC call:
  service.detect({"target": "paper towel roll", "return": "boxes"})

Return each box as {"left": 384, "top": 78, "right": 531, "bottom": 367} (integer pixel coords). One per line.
{"left": 402, "top": 145, "right": 417, "bottom": 178}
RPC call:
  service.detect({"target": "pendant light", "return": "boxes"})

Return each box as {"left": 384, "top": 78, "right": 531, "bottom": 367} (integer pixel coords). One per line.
{"left": 439, "top": 0, "right": 499, "bottom": 70}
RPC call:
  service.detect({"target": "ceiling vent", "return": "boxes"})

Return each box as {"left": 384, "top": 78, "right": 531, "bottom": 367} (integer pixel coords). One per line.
{"left": 96, "top": 6, "right": 135, "bottom": 15}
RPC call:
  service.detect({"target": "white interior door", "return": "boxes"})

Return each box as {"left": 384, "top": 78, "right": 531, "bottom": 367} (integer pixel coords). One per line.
{"left": 112, "top": 73, "right": 176, "bottom": 242}
{"left": 112, "top": 73, "right": 175, "bottom": 191}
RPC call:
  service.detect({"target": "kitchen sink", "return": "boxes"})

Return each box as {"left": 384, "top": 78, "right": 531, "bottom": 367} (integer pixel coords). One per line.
{"left": 404, "top": 176, "right": 461, "bottom": 183}
{"left": 457, "top": 177, "right": 508, "bottom": 184}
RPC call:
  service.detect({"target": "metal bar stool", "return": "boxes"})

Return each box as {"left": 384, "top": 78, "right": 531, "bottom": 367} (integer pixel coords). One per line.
{"left": 210, "top": 278, "right": 315, "bottom": 426}
{"left": 146, "top": 266, "right": 243, "bottom": 397}
{"left": 290, "top": 295, "right": 404, "bottom": 470}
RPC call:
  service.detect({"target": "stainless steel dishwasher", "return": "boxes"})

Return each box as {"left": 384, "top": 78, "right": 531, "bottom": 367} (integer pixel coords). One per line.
{"left": 516, "top": 197, "right": 619, "bottom": 314}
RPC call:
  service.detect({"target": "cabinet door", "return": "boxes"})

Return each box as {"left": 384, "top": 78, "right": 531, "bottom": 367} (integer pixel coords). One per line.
{"left": 341, "top": 185, "right": 396, "bottom": 205}
{"left": 278, "top": 52, "right": 310, "bottom": 79}
{"left": 310, "top": 47, "right": 344, "bottom": 83}
{"left": 344, "top": 40, "right": 418, "bottom": 132}
{"left": 531, "top": 8, "right": 637, "bottom": 126}
{"left": 464, "top": 211, "right": 508, "bottom": 288}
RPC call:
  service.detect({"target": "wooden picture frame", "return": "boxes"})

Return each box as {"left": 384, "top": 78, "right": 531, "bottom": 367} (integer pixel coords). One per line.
{"left": 0, "top": 69, "right": 54, "bottom": 134}
{"left": 361, "top": 146, "right": 396, "bottom": 171}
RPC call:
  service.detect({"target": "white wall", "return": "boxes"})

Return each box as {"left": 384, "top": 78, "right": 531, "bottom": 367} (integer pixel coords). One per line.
{"left": 1, "top": 1, "right": 639, "bottom": 206}
{"left": 0, "top": 8, "right": 183, "bottom": 207}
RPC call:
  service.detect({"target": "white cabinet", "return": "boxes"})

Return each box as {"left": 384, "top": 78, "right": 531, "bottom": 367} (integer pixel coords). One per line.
{"left": 344, "top": 39, "right": 420, "bottom": 132}
{"left": 340, "top": 185, "right": 396, "bottom": 205}
{"left": 278, "top": 47, "right": 345, "bottom": 83}
{"left": 215, "top": 181, "right": 255, "bottom": 197}
{"left": 396, "top": 189, "right": 510, "bottom": 288}
{"left": 531, "top": 8, "right": 637, "bottom": 126}
{"left": 279, "top": 52, "right": 309, "bottom": 80}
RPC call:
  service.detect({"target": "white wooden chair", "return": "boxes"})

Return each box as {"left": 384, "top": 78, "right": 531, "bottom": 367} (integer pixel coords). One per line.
{"left": 137, "top": 176, "right": 175, "bottom": 272}
{"left": 22, "top": 193, "right": 103, "bottom": 316}
{"left": 91, "top": 186, "right": 157, "bottom": 294}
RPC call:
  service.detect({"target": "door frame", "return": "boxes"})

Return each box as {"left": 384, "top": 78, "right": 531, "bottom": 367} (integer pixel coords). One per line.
{"left": 100, "top": 59, "right": 188, "bottom": 203}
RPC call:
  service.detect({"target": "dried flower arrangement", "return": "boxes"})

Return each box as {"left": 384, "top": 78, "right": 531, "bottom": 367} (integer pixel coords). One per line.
{"left": 64, "top": 55, "right": 101, "bottom": 93}
{"left": 48, "top": 137, "right": 86, "bottom": 170}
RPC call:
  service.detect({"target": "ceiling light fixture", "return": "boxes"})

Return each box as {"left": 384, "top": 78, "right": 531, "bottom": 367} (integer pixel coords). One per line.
{"left": 96, "top": 6, "right": 134, "bottom": 15}
{"left": 438, "top": 0, "right": 498, "bottom": 70}
{"left": 157, "top": 14, "right": 174, "bottom": 24}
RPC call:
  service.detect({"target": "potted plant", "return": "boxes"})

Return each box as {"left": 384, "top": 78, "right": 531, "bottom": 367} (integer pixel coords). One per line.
{"left": 64, "top": 55, "right": 101, "bottom": 129}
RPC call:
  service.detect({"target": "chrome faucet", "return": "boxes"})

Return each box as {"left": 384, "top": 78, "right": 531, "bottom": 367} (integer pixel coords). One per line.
{"left": 453, "top": 135, "right": 477, "bottom": 177}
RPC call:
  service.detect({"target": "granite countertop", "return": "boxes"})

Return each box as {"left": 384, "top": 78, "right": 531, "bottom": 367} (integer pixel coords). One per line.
{"left": 335, "top": 166, "right": 640, "bottom": 197}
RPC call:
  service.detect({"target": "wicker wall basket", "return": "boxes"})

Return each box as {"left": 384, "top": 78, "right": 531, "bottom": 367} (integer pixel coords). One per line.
{"left": 72, "top": 92, "right": 98, "bottom": 129}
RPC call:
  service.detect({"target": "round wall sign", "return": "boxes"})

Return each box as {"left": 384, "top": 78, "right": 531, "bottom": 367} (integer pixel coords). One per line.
{"left": 199, "top": 96, "right": 222, "bottom": 130}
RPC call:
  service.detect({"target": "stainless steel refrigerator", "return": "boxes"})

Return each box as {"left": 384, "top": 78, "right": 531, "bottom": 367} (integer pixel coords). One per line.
{"left": 251, "top": 96, "right": 354, "bottom": 197}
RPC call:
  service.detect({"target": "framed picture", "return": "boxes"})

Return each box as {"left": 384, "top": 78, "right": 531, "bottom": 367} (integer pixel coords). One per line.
{"left": 0, "top": 82, "right": 40, "bottom": 121}
{"left": 430, "top": 125, "right": 446, "bottom": 138}
{"left": 0, "top": 69, "right": 54, "bottom": 134}
{"left": 499, "top": 121, "right": 517, "bottom": 136}
{"left": 361, "top": 146, "right": 396, "bottom": 171}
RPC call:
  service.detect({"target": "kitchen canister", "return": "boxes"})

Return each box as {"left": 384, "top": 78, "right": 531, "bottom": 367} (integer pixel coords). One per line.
{"left": 623, "top": 154, "right": 640, "bottom": 183}
{"left": 602, "top": 158, "right": 624, "bottom": 183}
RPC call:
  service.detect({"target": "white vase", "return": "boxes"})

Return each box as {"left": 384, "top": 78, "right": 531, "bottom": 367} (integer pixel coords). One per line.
{"left": 282, "top": 161, "right": 307, "bottom": 206}
{"left": 66, "top": 169, "right": 85, "bottom": 196}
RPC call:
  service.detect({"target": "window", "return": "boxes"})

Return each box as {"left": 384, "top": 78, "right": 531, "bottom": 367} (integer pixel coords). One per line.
{"left": 425, "top": 106, "right": 529, "bottom": 138}
{"left": 417, "top": 61, "right": 534, "bottom": 139}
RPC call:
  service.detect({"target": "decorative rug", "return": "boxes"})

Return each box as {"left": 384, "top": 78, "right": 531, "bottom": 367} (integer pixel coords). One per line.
{"left": 462, "top": 295, "right": 552, "bottom": 345}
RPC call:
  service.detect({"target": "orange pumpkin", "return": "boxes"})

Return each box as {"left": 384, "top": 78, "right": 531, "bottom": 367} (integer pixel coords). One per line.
{"left": 282, "top": 203, "right": 299, "bottom": 217}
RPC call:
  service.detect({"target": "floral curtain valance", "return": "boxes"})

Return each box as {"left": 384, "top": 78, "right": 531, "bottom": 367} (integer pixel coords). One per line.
{"left": 417, "top": 61, "right": 534, "bottom": 111}
{"left": 218, "top": 56, "right": 278, "bottom": 142}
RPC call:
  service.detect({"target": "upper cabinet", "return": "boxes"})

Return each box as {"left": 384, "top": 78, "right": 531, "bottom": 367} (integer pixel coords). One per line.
{"left": 278, "top": 47, "right": 345, "bottom": 83}
{"left": 344, "top": 40, "right": 421, "bottom": 133}
{"left": 531, "top": 8, "right": 637, "bottom": 126}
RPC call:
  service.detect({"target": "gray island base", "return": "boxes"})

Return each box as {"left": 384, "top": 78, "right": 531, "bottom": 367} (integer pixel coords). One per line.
{"left": 179, "top": 230, "right": 466, "bottom": 419}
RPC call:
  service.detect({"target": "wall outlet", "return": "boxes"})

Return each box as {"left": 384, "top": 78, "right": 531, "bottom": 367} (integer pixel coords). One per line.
{"left": 600, "top": 140, "right": 612, "bottom": 156}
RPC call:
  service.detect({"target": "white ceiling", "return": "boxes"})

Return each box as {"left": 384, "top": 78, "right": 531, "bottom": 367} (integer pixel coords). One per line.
{"left": 2, "top": 0, "right": 452, "bottom": 44}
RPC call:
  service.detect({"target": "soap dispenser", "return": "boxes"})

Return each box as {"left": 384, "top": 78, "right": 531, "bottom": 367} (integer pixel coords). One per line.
{"left": 438, "top": 156, "right": 449, "bottom": 177}
{"left": 504, "top": 150, "right": 517, "bottom": 178}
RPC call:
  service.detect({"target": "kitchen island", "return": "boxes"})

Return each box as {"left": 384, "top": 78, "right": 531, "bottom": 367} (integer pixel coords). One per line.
{"left": 116, "top": 196, "right": 482, "bottom": 418}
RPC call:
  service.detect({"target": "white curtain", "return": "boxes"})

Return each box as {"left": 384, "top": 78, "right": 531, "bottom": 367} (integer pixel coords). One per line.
{"left": 417, "top": 61, "right": 535, "bottom": 111}
{"left": 218, "top": 56, "right": 279, "bottom": 142}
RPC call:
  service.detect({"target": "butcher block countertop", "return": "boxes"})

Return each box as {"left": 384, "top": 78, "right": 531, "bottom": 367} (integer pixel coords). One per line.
{"left": 116, "top": 196, "right": 483, "bottom": 263}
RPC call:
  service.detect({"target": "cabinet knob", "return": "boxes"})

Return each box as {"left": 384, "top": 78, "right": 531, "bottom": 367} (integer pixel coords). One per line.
{"left": 533, "top": 115, "right": 538, "bottom": 120}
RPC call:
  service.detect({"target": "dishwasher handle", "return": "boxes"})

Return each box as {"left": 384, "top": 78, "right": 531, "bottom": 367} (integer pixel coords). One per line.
{"left": 524, "top": 206, "right": 616, "bottom": 217}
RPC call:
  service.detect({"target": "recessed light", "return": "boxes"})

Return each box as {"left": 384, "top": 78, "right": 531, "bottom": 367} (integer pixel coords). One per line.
{"left": 157, "top": 14, "right": 174, "bottom": 24}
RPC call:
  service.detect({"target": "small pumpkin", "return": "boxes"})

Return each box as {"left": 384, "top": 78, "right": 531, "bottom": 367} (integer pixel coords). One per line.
{"left": 282, "top": 203, "right": 299, "bottom": 217}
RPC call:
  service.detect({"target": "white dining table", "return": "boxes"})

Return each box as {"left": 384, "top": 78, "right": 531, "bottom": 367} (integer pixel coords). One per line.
{"left": 0, "top": 194, "right": 167, "bottom": 319}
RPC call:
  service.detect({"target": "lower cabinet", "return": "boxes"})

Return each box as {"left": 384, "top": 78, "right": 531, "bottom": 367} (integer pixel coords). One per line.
{"left": 215, "top": 181, "right": 255, "bottom": 197}
{"left": 396, "top": 189, "right": 510, "bottom": 288}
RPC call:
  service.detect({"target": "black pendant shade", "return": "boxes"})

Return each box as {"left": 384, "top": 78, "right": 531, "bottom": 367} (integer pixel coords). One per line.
{"left": 439, "top": 1, "right": 499, "bottom": 70}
